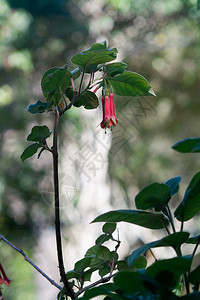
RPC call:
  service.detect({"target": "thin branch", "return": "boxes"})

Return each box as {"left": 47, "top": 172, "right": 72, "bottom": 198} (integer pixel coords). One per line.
{"left": 52, "top": 109, "right": 75, "bottom": 300}
{"left": 192, "top": 238, "right": 200, "bottom": 260}
{"left": 180, "top": 212, "right": 184, "bottom": 232}
{"left": 0, "top": 234, "right": 62, "bottom": 290}
{"left": 75, "top": 273, "right": 115, "bottom": 298}
{"left": 149, "top": 249, "right": 157, "bottom": 261}
{"left": 78, "top": 65, "right": 86, "bottom": 96}
{"left": 110, "top": 239, "right": 121, "bottom": 276}
{"left": 166, "top": 205, "right": 176, "bottom": 233}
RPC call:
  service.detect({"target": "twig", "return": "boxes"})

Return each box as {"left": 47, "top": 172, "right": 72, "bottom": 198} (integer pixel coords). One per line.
{"left": 78, "top": 65, "right": 86, "bottom": 96}
{"left": 180, "top": 212, "right": 184, "bottom": 232}
{"left": 192, "top": 238, "right": 200, "bottom": 259}
{"left": 110, "top": 237, "right": 121, "bottom": 276}
{"left": 75, "top": 274, "right": 115, "bottom": 298}
{"left": 166, "top": 205, "right": 176, "bottom": 233}
{"left": 52, "top": 109, "right": 75, "bottom": 299}
{"left": 0, "top": 234, "right": 62, "bottom": 290}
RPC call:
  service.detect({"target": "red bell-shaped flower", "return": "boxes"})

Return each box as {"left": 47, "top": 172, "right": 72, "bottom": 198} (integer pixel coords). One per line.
{"left": 0, "top": 263, "right": 11, "bottom": 287}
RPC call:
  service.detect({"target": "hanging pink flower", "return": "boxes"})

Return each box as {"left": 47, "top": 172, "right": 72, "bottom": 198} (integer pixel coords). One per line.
{"left": 100, "top": 95, "right": 111, "bottom": 129}
{"left": 0, "top": 263, "right": 11, "bottom": 287}
{"left": 109, "top": 93, "right": 118, "bottom": 126}
{"left": 100, "top": 93, "right": 118, "bottom": 130}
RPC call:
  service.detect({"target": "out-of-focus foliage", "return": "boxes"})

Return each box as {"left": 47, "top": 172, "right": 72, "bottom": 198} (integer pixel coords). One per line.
{"left": 0, "top": 0, "right": 200, "bottom": 299}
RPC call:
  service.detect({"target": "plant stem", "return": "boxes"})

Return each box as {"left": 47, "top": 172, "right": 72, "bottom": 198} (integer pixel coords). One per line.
{"left": 75, "top": 274, "right": 115, "bottom": 298}
{"left": 52, "top": 109, "right": 75, "bottom": 300}
{"left": 166, "top": 205, "right": 176, "bottom": 233}
{"left": 0, "top": 234, "right": 62, "bottom": 290}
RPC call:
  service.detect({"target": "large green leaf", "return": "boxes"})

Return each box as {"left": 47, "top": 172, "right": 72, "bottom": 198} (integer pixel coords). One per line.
{"left": 135, "top": 183, "right": 171, "bottom": 212}
{"left": 27, "top": 100, "right": 49, "bottom": 114}
{"left": 174, "top": 171, "right": 200, "bottom": 221}
{"left": 41, "top": 65, "right": 71, "bottom": 105}
{"left": 185, "top": 235, "right": 200, "bottom": 244}
{"left": 71, "top": 42, "right": 117, "bottom": 67}
{"left": 27, "top": 125, "right": 51, "bottom": 142}
{"left": 66, "top": 88, "right": 99, "bottom": 109}
{"left": 21, "top": 143, "right": 42, "bottom": 162}
{"left": 164, "top": 176, "right": 181, "bottom": 197}
{"left": 189, "top": 265, "right": 200, "bottom": 284}
{"left": 92, "top": 210, "right": 169, "bottom": 230}
{"left": 128, "top": 232, "right": 190, "bottom": 266}
{"left": 179, "top": 293, "right": 200, "bottom": 299}
{"left": 114, "top": 271, "right": 145, "bottom": 295}
{"left": 172, "top": 138, "right": 200, "bottom": 153}
{"left": 146, "top": 257, "right": 192, "bottom": 289}
{"left": 79, "top": 283, "right": 119, "bottom": 300}
{"left": 108, "top": 71, "right": 155, "bottom": 97}
{"left": 105, "top": 62, "right": 127, "bottom": 77}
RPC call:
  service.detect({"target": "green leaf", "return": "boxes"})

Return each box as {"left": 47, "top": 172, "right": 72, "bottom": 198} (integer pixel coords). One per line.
{"left": 41, "top": 65, "right": 71, "bottom": 105}
{"left": 174, "top": 171, "right": 200, "bottom": 221}
{"left": 95, "top": 234, "right": 110, "bottom": 245}
{"left": 105, "top": 62, "right": 127, "bottom": 77}
{"left": 131, "top": 255, "right": 147, "bottom": 269}
{"left": 97, "top": 246, "right": 111, "bottom": 262}
{"left": 27, "top": 125, "right": 51, "bottom": 142}
{"left": 189, "top": 265, "right": 200, "bottom": 284}
{"left": 57, "top": 288, "right": 65, "bottom": 300}
{"left": 66, "top": 88, "right": 99, "bottom": 109}
{"left": 179, "top": 293, "right": 200, "bottom": 299}
{"left": 147, "top": 257, "right": 192, "bottom": 289}
{"left": 102, "top": 223, "right": 117, "bottom": 235}
{"left": 27, "top": 100, "right": 49, "bottom": 114}
{"left": 99, "top": 265, "right": 110, "bottom": 277}
{"left": 85, "top": 245, "right": 99, "bottom": 258}
{"left": 66, "top": 270, "right": 80, "bottom": 280}
{"left": 79, "top": 283, "right": 118, "bottom": 300}
{"left": 135, "top": 183, "right": 171, "bottom": 212}
{"left": 172, "top": 138, "right": 200, "bottom": 153}
{"left": 185, "top": 235, "right": 200, "bottom": 244}
{"left": 108, "top": 71, "right": 156, "bottom": 97}
{"left": 21, "top": 143, "right": 42, "bottom": 162}
{"left": 128, "top": 232, "right": 190, "bottom": 266}
{"left": 114, "top": 271, "right": 145, "bottom": 295}
{"left": 71, "top": 67, "right": 81, "bottom": 80}
{"left": 164, "top": 176, "right": 181, "bottom": 197}
{"left": 74, "top": 257, "right": 92, "bottom": 273}
{"left": 71, "top": 42, "right": 117, "bottom": 67}
{"left": 92, "top": 209, "right": 169, "bottom": 230}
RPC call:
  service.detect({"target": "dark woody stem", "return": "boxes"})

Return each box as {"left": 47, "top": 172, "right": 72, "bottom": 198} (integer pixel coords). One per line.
{"left": 52, "top": 109, "right": 75, "bottom": 300}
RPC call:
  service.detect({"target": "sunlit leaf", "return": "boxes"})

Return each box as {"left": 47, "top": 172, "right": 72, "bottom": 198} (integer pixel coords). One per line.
{"left": 71, "top": 42, "right": 117, "bottom": 67}
{"left": 108, "top": 71, "right": 156, "bottom": 97}
{"left": 105, "top": 62, "right": 127, "bottom": 77}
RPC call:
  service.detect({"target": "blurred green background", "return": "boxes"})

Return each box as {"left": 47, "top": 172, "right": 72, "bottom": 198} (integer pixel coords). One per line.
{"left": 0, "top": 0, "right": 200, "bottom": 299}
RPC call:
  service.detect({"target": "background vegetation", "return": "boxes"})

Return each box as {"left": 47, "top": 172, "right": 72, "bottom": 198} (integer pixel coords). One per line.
{"left": 0, "top": 0, "right": 200, "bottom": 299}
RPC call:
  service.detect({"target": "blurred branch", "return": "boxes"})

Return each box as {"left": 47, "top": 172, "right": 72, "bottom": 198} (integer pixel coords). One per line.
{"left": 0, "top": 234, "right": 62, "bottom": 290}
